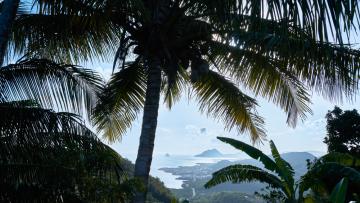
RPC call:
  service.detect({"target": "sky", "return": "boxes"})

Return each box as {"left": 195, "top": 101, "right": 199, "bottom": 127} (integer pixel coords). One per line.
{"left": 8, "top": 0, "right": 359, "bottom": 161}
{"left": 91, "top": 64, "right": 360, "bottom": 161}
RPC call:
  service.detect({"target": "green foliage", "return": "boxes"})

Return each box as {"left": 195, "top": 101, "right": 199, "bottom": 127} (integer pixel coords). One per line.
{"left": 329, "top": 178, "right": 349, "bottom": 203}
{"left": 324, "top": 106, "right": 360, "bottom": 157}
{"left": 11, "top": 6, "right": 122, "bottom": 63}
{"left": 118, "top": 158, "right": 176, "bottom": 203}
{"left": 300, "top": 106, "right": 360, "bottom": 202}
{"left": 6, "top": 1, "right": 360, "bottom": 201}
{"left": 299, "top": 153, "right": 360, "bottom": 202}
{"left": 207, "top": 137, "right": 360, "bottom": 203}
{"left": 0, "top": 58, "right": 103, "bottom": 119}
{"left": 317, "top": 152, "right": 360, "bottom": 168}
{"left": 148, "top": 177, "right": 177, "bottom": 203}
{"left": 216, "top": 137, "right": 278, "bottom": 172}
{"left": 7, "top": 0, "right": 360, "bottom": 144}
{"left": 193, "top": 72, "right": 265, "bottom": 143}
{"left": 0, "top": 101, "right": 137, "bottom": 202}
{"left": 0, "top": 58, "right": 137, "bottom": 202}
{"left": 190, "top": 191, "right": 263, "bottom": 203}
{"left": 206, "top": 137, "right": 296, "bottom": 202}
{"left": 205, "top": 165, "right": 284, "bottom": 190}
{"left": 92, "top": 60, "right": 146, "bottom": 142}
{"left": 269, "top": 140, "right": 295, "bottom": 198}
{"left": 254, "top": 186, "right": 287, "bottom": 203}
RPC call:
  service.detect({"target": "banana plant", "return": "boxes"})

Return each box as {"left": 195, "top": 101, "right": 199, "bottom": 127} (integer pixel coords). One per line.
{"left": 330, "top": 178, "right": 349, "bottom": 203}
{"left": 205, "top": 137, "right": 297, "bottom": 203}
{"left": 206, "top": 137, "right": 360, "bottom": 203}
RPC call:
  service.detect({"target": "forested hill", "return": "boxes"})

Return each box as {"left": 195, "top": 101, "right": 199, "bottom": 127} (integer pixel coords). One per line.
{"left": 119, "top": 158, "right": 175, "bottom": 203}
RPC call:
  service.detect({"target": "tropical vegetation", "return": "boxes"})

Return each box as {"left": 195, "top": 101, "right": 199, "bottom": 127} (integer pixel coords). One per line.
{"left": 1, "top": 5, "right": 176, "bottom": 201}
{"left": 7, "top": 1, "right": 360, "bottom": 201}
{"left": 324, "top": 106, "right": 360, "bottom": 157}
{"left": 0, "top": 101, "right": 137, "bottom": 202}
{"left": 300, "top": 153, "right": 360, "bottom": 202}
{"left": 205, "top": 137, "right": 299, "bottom": 202}
{"left": 188, "top": 191, "right": 263, "bottom": 203}
{"left": 1, "top": 1, "right": 140, "bottom": 201}
{"left": 2, "top": 0, "right": 360, "bottom": 202}
{"left": 205, "top": 137, "right": 360, "bottom": 203}
{"left": 0, "top": 59, "right": 140, "bottom": 202}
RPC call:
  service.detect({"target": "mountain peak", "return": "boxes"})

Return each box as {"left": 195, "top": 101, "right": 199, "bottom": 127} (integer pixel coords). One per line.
{"left": 195, "top": 149, "right": 223, "bottom": 157}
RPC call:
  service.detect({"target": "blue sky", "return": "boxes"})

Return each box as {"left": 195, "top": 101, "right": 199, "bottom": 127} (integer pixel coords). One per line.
{"left": 91, "top": 64, "right": 360, "bottom": 160}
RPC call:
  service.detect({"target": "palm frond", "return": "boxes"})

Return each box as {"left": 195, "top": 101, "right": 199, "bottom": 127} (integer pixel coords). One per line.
{"left": 92, "top": 60, "right": 146, "bottom": 142}
{"left": 209, "top": 40, "right": 312, "bottom": 127}
{"left": 0, "top": 58, "right": 103, "bottom": 118}
{"left": 192, "top": 70, "right": 265, "bottom": 142}
{"left": 0, "top": 101, "right": 133, "bottom": 202}
{"left": 214, "top": 15, "right": 360, "bottom": 100}
{"left": 11, "top": 13, "right": 120, "bottom": 63}
{"left": 35, "top": 0, "right": 145, "bottom": 17}
{"left": 161, "top": 66, "right": 187, "bottom": 109}
{"left": 205, "top": 164, "right": 285, "bottom": 192}
{"left": 189, "top": 0, "right": 360, "bottom": 42}
{"left": 269, "top": 140, "right": 295, "bottom": 196}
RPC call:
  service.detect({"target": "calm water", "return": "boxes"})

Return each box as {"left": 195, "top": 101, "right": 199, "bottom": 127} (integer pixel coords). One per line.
{"left": 124, "top": 154, "right": 245, "bottom": 189}
{"left": 123, "top": 152, "right": 324, "bottom": 189}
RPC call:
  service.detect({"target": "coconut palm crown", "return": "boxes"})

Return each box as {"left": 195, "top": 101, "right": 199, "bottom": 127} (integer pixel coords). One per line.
{"left": 3, "top": 0, "right": 360, "bottom": 202}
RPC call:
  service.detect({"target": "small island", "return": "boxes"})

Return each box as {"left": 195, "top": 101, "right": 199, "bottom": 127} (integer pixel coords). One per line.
{"left": 194, "top": 149, "right": 223, "bottom": 157}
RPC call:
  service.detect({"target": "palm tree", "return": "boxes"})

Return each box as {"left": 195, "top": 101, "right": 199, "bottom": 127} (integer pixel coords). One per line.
{"left": 0, "top": 0, "right": 122, "bottom": 117}
{"left": 1, "top": 3, "right": 139, "bottom": 201}
{"left": 205, "top": 137, "right": 297, "bottom": 202}
{"left": 4, "top": 1, "right": 360, "bottom": 202}
{"left": 299, "top": 152, "right": 360, "bottom": 202}
{"left": 0, "top": 59, "right": 138, "bottom": 202}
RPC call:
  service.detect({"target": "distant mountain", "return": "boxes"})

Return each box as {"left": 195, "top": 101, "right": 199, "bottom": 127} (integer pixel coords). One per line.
{"left": 279, "top": 152, "right": 316, "bottom": 177}
{"left": 307, "top": 151, "right": 327, "bottom": 157}
{"left": 195, "top": 149, "right": 223, "bottom": 157}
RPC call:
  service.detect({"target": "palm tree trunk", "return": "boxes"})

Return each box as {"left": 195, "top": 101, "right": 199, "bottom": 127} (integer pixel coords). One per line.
{"left": 0, "top": 0, "right": 19, "bottom": 66}
{"left": 133, "top": 59, "right": 162, "bottom": 203}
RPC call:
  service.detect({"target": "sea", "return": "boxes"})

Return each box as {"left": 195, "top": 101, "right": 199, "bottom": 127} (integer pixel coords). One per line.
{"left": 123, "top": 154, "right": 246, "bottom": 189}
{"left": 123, "top": 151, "right": 325, "bottom": 189}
